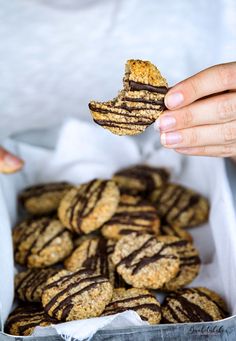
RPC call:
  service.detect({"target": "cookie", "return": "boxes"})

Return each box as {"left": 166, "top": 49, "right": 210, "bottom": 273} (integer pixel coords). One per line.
{"left": 15, "top": 268, "right": 58, "bottom": 302}
{"left": 102, "top": 288, "right": 161, "bottom": 324}
{"left": 101, "top": 198, "right": 160, "bottom": 240}
{"left": 64, "top": 236, "right": 115, "bottom": 285}
{"left": 149, "top": 183, "right": 209, "bottom": 228}
{"left": 89, "top": 59, "right": 168, "bottom": 136}
{"left": 19, "top": 182, "right": 73, "bottom": 216}
{"left": 157, "top": 236, "right": 200, "bottom": 290}
{"left": 5, "top": 305, "right": 57, "bottom": 336}
{"left": 42, "top": 268, "right": 113, "bottom": 321}
{"left": 58, "top": 179, "right": 120, "bottom": 234}
{"left": 112, "top": 233, "right": 180, "bottom": 289}
{"left": 13, "top": 217, "right": 73, "bottom": 267}
{"left": 162, "top": 287, "right": 228, "bottom": 323}
{"left": 113, "top": 165, "right": 169, "bottom": 194}
{"left": 160, "top": 224, "right": 193, "bottom": 243}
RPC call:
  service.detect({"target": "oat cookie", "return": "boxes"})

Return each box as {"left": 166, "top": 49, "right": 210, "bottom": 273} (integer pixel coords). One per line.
{"left": 149, "top": 183, "right": 209, "bottom": 228}
{"left": 5, "top": 305, "right": 57, "bottom": 336}
{"left": 160, "top": 224, "right": 193, "bottom": 243}
{"left": 113, "top": 165, "right": 169, "bottom": 194}
{"left": 101, "top": 199, "right": 160, "bottom": 241}
{"left": 64, "top": 236, "right": 115, "bottom": 285}
{"left": 13, "top": 217, "right": 73, "bottom": 267}
{"left": 162, "top": 287, "right": 228, "bottom": 323}
{"left": 42, "top": 268, "right": 113, "bottom": 321}
{"left": 157, "top": 236, "right": 200, "bottom": 290}
{"left": 112, "top": 233, "right": 180, "bottom": 289}
{"left": 89, "top": 59, "right": 168, "bottom": 136}
{"left": 102, "top": 288, "right": 161, "bottom": 324}
{"left": 19, "top": 182, "right": 73, "bottom": 215}
{"left": 58, "top": 179, "right": 120, "bottom": 234}
{"left": 15, "top": 268, "right": 58, "bottom": 302}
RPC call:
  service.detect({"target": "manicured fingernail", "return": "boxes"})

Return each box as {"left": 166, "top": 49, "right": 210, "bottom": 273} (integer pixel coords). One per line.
{"left": 165, "top": 92, "right": 184, "bottom": 109}
{"left": 156, "top": 116, "right": 176, "bottom": 131}
{"left": 4, "top": 155, "right": 22, "bottom": 167}
{"left": 161, "top": 132, "right": 182, "bottom": 146}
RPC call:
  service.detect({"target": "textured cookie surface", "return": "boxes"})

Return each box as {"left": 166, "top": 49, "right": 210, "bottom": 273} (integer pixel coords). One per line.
{"left": 149, "top": 183, "right": 209, "bottom": 228}
{"left": 160, "top": 224, "right": 193, "bottom": 243}
{"left": 157, "top": 236, "right": 200, "bottom": 290}
{"left": 89, "top": 59, "right": 168, "bottom": 136}
{"left": 101, "top": 197, "right": 160, "bottom": 240}
{"left": 13, "top": 218, "right": 73, "bottom": 267}
{"left": 58, "top": 179, "right": 120, "bottom": 234}
{"left": 5, "top": 305, "right": 57, "bottom": 336}
{"left": 64, "top": 236, "right": 115, "bottom": 285}
{"left": 42, "top": 268, "right": 113, "bottom": 321}
{"left": 19, "top": 182, "right": 73, "bottom": 215}
{"left": 112, "top": 233, "right": 180, "bottom": 289}
{"left": 102, "top": 288, "right": 161, "bottom": 324}
{"left": 113, "top": 165, "right": 169, "bottom": 194}
{"left": 15, "top": 268, "right": 58, "bottom": 302}
{"left": 162, "top": 287, "right": 228, "bottom": 323}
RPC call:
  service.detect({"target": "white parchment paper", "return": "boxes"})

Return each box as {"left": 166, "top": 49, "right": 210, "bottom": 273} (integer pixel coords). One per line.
{"left": 0, "top": 119, "right": 236, "bottom": 340}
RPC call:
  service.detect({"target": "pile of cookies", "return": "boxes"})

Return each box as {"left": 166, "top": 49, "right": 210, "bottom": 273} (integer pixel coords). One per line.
{"left": 5, "top": 165, "right": 228, "bottom": 336}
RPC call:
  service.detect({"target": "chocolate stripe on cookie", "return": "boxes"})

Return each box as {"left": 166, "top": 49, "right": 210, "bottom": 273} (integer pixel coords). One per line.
{"left": 129, "top": 81, "right": 168, "bottom": 94}
{"left": 20, "top": 182, "right": 71, "bottom": 202}
{"left": 104, "top": 303, "right": 161, "bottom": 316}
{"left": 105, "top": 294, "right": 155, "bottom": 307}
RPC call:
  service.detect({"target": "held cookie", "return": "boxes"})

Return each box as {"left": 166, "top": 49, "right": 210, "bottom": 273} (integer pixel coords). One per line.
{"left": 149, "top": 183, "right": 209, "bottom": 228}
{"left": 58, "top": 179, "right": 120, "bottom": 234}
{"left": 5, "top": 305, "right": 57, "bottom": 336}
{"left": 113, "top": 165, "right": 169, "bottom": 194}
{"left": 64, "top": 236, "right": 115, "bottom": 285}
{"left": 13, "top": 218, "right": 73, "bottom": 268}
{"left": 42, "top": 268, "right": 113, "bottom": 321}
{"left": 101, "top": 199, "right": 160, "bottom": 241}
{"left": 112, "top": 233, "right": 180, "bottom": 289}
{"left": 15, "top": 268, "right": 58, "bottom": 302}
{"left": 102, "top": 288, "right": 161, "bottom": 324}
{"left": 89, "top": 59, "right": 168, "bottom": 136}
{"left": 157, "top": 236, "right": 200, "bottom": 290}
{"left": 19, "top": 182, "right": 73, "bottom": 216}
{"left": 162, "top": 287, "right": 228, "bottom": 323}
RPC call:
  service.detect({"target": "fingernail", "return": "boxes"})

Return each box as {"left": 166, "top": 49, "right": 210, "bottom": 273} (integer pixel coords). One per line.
{"left": 158, "top": 116, "right": 176, "bottom": 131}
{"left": 3, "top": 154, "right": 23, "bottom": 169}
{"left": 165, "top": 92, "right": 184, "bottom": 109}
{"left": 161, "top": 132, "right": 182, "bottom": 145}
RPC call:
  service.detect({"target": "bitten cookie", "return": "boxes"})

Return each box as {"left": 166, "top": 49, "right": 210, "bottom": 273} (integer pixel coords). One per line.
{"left": 157, "top": 236, "right": 200, "bottom": 290}
{"left": 162, "top": 287, "right": 228, "bottom": 323}
{"left": 19, "top": 182, "right": 73, "bottom": 215}
{"left": 160, "top": 224, "right": 193, "bottom": 243}
{"left": 113, "top": 165, "right": 169, "bottom": 194}
{"left": 149, "top": 183, "right": 209, "bottom": 228}
{"left": 5, "top": 305, "right": 57, "bottom": 336}
{"left": 101, "top": 197, "right": 160, "bottom": 240}
{"left": 89, "top": 59, "right": 168, "bottom": 136}
{"left": 15, "top": 268, "right": 58, "bottom": 302}
{"left": 64, "top": 236, "right": 115, "bottom": 285}
{"left": 42, "top": 268, "right": 113, "bottom": 321}
{"left": 102, "top": 288, "right": 161, "bottom": 324}
{"left": 13, "top": 218, "right": 73, "bottom": 268}
{"left": 112, "top": 233, "right": 180, "bottom": 289}
{"left": 58, "top": 179, "right": 120, "bottom": 234}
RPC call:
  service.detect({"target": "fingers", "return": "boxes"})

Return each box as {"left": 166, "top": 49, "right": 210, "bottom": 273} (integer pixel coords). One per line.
{"left": 155, "top": 92, "right": 236, "bottom": 132}
{"left": 175, "top": 144, "right": 236, "bottom": 158}
{"left": 165, "top": 62, "right": 236, "bottom": 109}
{"left": 160, "top": 121, "right": 236, "bottom": 148}
{"left": 0, "top": 147, "right": 24, "bottom": 174}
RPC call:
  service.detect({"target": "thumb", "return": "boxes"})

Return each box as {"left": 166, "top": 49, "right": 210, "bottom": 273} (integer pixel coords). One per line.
{"left": 0, "top": 147, "right": 24, "bottom": 174}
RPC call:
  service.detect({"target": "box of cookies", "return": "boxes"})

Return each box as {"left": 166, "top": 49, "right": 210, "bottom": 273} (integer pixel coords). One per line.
{"left": 0, "top": 118, "right": 236, "bottom": 341}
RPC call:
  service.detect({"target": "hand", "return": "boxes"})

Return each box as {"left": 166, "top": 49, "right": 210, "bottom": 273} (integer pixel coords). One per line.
{"left": 155, "top": 62, "right": 236, "bottom": 160}
{"left": 0, "top": 147, "right": 24, "bottom": 174}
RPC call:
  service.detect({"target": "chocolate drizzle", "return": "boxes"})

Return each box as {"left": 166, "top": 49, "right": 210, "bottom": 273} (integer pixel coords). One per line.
{"left": 129, "top": 81, "right": 168, "bottom": 94}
